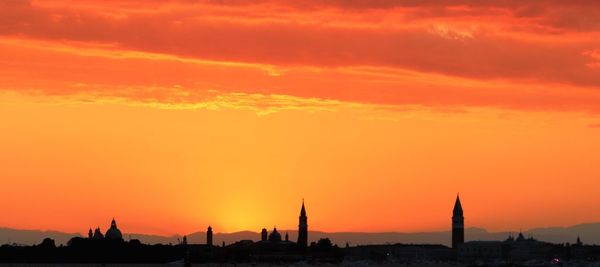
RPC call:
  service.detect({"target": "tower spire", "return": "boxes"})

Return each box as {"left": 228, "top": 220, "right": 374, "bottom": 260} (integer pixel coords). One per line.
{"left": 453, "top": 194, "right": 463, "bottom": 216}
{"left": 300, "top": 199, "right": 306, "bottom": 217}
{"left": 297, "top": 199, "right": 308, "bottom": 249}
{"left": 452, "top": 194, "right": 464, "bottom": 249}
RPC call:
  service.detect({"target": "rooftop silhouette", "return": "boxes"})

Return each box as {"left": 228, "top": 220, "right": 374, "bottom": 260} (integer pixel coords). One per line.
{"left": 0, "top": 197, "right": 599, "bottom": 265}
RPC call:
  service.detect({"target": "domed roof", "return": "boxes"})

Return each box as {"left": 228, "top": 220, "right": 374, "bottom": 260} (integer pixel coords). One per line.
{"left": 268, "top": 227, "right": 282, "bottom": 242}
{"left": 105, "top": 218, "right": 123, "bottom": 240}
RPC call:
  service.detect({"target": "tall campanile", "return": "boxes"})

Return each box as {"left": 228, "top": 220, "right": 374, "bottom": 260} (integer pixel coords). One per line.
{"left": 452, "top": 194, "right": 464, "bottom": 249}
{"left": 297, "top": 199, "right": 308, "bottom": 249}
{"left": 207, "top": 225, "right": 213, "bottom": 246}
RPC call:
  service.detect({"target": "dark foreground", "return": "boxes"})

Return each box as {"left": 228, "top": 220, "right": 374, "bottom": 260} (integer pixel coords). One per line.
{"left": 3, "top": 238, "right": 600, "bottom": 266}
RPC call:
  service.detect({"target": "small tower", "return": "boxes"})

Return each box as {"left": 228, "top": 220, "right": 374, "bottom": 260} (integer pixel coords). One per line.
{"left": 452, "top": 194, "right": 464, "bottom": 249}
{"left": 88, "top": 228, "right": 93, "bottom": 239}
{"left": 93, "top": 227, "right": 104, "bottom": 239}
{"left": 285, "top": 232, "right": 289, "bottom": 242}
{"left": 261, "top": 228, "right": 268, "bottom": 241}
{"left": 207, "top": 225, "right": 213, "bottom": 246}
{"left": 297, "top": 199, "right": 308, "bottom": 248}
{"left": 182, "top": 235, "right": 188, "bottom": 245}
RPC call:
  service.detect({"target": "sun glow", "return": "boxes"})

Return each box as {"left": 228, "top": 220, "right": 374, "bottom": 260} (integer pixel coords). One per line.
{"left": 1, "top": 0, "right": 600, "bottom": 236}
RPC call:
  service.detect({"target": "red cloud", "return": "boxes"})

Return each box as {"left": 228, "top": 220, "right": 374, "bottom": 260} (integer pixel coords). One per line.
{"left": 1, "top": 0, "right": 600, "bottom": 112}
{"left": 2, "top": 1, "right": 598, "bottom": 85}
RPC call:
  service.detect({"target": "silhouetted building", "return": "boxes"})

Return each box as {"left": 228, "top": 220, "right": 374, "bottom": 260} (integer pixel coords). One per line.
{"left": 452, "top": 194, "right": 464, "bottom": 249}
{"left": 268, "top": 227, "right": 282, "bottom": 242}
{"left": 93, "top": 227, "right": 104, "bottom": 239}
{"left": 458, "top": 233, "right": 558, "bottom": 262}
{"left": 285, "top": 232, "right": 289, "bottom": 242}
{"left": 516, "top": 232, "right": 526, "bottom": 242}
{"left": 458, "top": 241, "right": 505, "bottom": 261}
{"left": 261, "top": 228, "right": 268, "bottom": 241}
{"left": 89, "top": 218, "right": 123, "bottom": 241}
{"left": 39, "top": 238, "right": 56, "bottom": 249}
{"left": 207, "top": 225, "right": 213, "bottom": 246}
{"left": 297, "top": 200, "right": 308, "bottom": 248}
{"left": 105, "top": 218, "right": 124, "bottom": 241}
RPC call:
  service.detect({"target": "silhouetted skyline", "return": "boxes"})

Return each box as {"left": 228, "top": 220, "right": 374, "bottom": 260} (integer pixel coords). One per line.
{"left": 1, "top": 196, "right": 599, "bottom": 265}
{"left": 2, "top": 1, "right": 600, "bottom": 265}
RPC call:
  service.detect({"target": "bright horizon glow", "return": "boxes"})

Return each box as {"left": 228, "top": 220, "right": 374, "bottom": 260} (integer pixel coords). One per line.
{"left": 1, "top": 0, "right": 600, "bottom": 237}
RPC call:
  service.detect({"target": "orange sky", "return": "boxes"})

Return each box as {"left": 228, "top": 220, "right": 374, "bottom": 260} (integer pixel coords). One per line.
{"left": 1, "top": 0, "right": 600, "bottom": 237}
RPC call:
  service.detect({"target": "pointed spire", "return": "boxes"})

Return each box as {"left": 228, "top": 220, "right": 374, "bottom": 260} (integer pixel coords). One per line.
{"left": 300, "top": 199, "right": 307, "bottom": 217}
{"left": 453, "top": 194, "right": 463, "bottom": 216}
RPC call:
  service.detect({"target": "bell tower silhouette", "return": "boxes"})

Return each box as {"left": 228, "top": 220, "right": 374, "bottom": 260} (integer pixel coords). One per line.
{"left": 261, "top": 228, "right": 268, "bottom": 241}
{"left": 297, "top": 199, "right": 308, "bottom": 248}
{"left": 452, "top": 194, "right": 464, "bottom": 249}
{"left": 207, "top": 225, "right": 213, "bottom": 246}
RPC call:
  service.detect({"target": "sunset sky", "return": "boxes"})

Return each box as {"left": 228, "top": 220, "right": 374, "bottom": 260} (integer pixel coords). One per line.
{"left": 1, "top": 0, "right": 600, "bottom": 237}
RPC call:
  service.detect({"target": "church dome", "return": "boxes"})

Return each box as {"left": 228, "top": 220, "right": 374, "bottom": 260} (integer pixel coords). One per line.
{"left": 268, "top": 227, "right": 282, "bottom": 242}
{"left": 105, "top": 218, "right": 123, "bottom": 240}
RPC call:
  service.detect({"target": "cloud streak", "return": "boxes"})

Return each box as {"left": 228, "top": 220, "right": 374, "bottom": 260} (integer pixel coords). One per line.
{"left": 1, "top": 0, "right": 600, "bottom": 112}
{"left": 2, "top": 37, "right": 600, "bottom": 114}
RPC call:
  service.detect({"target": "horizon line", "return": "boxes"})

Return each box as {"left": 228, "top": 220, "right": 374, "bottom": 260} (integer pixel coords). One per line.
{"left": 2, "top": 222, "right": 600, "bottom": 238}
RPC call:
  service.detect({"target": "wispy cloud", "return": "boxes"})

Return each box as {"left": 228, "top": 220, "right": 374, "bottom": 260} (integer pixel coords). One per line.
{"left": 2, "top": 0, "right": 600, "bottom": 86}
{"left": 1, "top": 1, "right": 600, "bottom": 113}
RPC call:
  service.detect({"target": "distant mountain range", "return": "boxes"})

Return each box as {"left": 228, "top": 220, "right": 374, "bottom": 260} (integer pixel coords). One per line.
{"left": 2, "top": 223, "right": 599, "bottom": 247}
